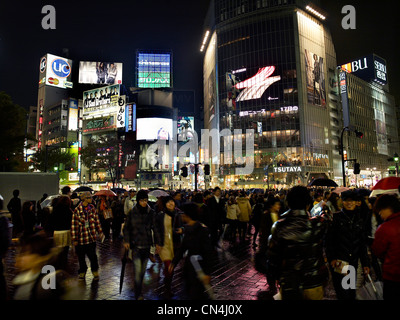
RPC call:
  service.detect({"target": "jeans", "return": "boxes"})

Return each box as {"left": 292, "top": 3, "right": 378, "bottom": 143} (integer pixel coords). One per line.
{"left": 132, "top": 248, "right": 150, "bottom": 299}
{"left": 75, "top": 242, "right": 99, "bottom": 274}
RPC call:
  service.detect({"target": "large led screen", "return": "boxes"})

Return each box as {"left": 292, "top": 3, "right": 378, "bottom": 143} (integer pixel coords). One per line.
{"left": 136, "top": 118, "right": 173, "bottom": 140}
{"left": 137, "top": 52, "right": 171, "bottom": 88}
{"left": 79, "top": 61, "right": 123, "bottom": 85}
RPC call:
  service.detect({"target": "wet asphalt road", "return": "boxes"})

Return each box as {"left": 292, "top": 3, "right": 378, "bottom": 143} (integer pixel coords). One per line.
{"left": 4, "top": 230, "right": 338, "bottom": 301}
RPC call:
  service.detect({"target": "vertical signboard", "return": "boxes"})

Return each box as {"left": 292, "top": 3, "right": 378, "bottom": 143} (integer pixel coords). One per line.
{"left": 339, "top": 70, "right": 350, "bottom": 128}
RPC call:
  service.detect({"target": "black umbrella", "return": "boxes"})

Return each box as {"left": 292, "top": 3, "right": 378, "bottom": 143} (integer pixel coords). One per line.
{"left": 111, "top": 187, "right": 127, "bottom": 194}
{"left": 119, "top": 248, "right": 129, "bottom": 294}
{"left": 308, "top": 178, "right": 338, "bottom": 187}
{"left": 74, "top": 186, "right": 93, "bottom": 193}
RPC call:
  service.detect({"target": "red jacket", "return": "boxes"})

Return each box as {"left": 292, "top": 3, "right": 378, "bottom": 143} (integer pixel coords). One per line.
{"left": 372, "top": 211, "right": 400, "bottom": 282}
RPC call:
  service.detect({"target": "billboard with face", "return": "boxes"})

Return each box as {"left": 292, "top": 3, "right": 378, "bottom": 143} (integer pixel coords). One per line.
{"left": 137, "top": 52, "right": 171, "bottom": 88}
{"left": 82, "top": 84, "right": 120, "bottom": 118}
{"left": 305, "top": 49, "right": 326, "bottom": 107}
{"left": 39, "top": 53, "right": 73, "bottom": 89}
{"left": 79, "top": 61, "right": 123, "bottom": 85}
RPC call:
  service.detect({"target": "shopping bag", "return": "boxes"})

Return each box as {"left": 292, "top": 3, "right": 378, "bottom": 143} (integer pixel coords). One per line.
{"left": 356, "top": 274, "right": 383, "bottom": 300}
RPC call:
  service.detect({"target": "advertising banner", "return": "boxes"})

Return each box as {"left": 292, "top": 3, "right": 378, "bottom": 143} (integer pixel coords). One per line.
{"left": 82, "top": 84, "right": 120, "bottom": 118}
{"left": 79, "top": 61, "right": 123, "bottom": 85}
{"left": 136, "top": 118, "right": 173, "bottom": 140}
{"left": 137, "top": 52, "right": 171, "bottom": 88}
{"left": 68, "top": 98, "right": 78, "bottom": 131}
{"left": 125, "top": 103, "right": 136, "bottom": 132}
{"left": 83, "top": 115, "right": 115, "bottom": 133}
{"left": 305, "top": 49, "right": 326, "bottom": 107}
{"left": 177, "top": 116, "right": 195, "bottom": 142}
{"left": 40, "top": 53, "right": 73, "bottom": 89}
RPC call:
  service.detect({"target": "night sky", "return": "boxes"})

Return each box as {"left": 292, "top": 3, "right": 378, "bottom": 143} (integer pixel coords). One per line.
{"left": 0, "top": 0, "right": 399, "bottom": 109}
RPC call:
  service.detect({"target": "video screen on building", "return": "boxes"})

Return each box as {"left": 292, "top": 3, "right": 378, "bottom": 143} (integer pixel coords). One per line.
{"left": 137, "top": 52, "right": 171, "bottom": 88}
{"left": 79, "top": 61, "right": 123, "bottom": 85}
{"left": 177, "top": 116, "right": 195, "bottom": 141}
{"left": 136, "top": 118, "right": 173, "bottom": 140}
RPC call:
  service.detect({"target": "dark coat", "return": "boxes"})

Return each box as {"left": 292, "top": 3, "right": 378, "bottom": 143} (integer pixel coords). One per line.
{"left": 325, "top": 208, "right": 371, "bottom": 268}
{"left": 267, "top": 209, "right": 328, "bottom": 298}
{"left": 123, "top": 204, "right": 157, "bottom": 249}
{"left": 206, "top": 196, "right": 226, "bottom": 227}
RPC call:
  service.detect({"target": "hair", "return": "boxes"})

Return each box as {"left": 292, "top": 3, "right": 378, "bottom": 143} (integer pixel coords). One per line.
{"left": 265, "top": 196, "right": 281, "bottom": 211}
{"left": 55, "top": 195, "right": 71, "bottom": 208}
{"left": 286, "top": 186, "right": 312, "bottom": 210}
{"left": 373, "top": 194, "right": 400, "bottom": 214}
{"left": 182, "top": 202, "right": 199, "bottom": 221}
{"left": 192, "top": 192, "right": 204, "bottom": 204}
{"left": 20, "top": 233, "right": 54, "bottom": 257}
{"left": 61, "top": 186, "right": 71, "bottom": 195}
{"left": 327, "top": 192, "right": 341, "bottom": 211}
{"left": 13, "top": 189, "right": 20, "bottom": 197}
{"left": 22, "top": 201, "right": 33, "bottom": 213}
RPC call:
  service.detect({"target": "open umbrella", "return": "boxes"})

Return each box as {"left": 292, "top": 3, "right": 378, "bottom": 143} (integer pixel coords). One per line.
{"left": 332, "top": 187, "right": 350, "bottom": 194}
{"left": 40, "top": 195, "right": 60, "bottom": 209}
{"left": 148, "top": 189, "right": 169, "bottom": 198}
{"left": 74, "top": 186, "right": 93, "bottom": 193}
{"left": 370, "top": 176, "right": 400, "bottom": 197}
{"left": 111, "top": 188, "right": 127, "bottom": 194}
{"left": 308, "top": 178, "right": 338, "bottom": 187}
{"left": 95, "top": 190, "right": 117, "bottom": 197}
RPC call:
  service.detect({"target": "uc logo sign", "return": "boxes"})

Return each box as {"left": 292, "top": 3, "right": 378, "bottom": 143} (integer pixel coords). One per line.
{"left": 52, "top": 59, "right": 71, "bottom": 78}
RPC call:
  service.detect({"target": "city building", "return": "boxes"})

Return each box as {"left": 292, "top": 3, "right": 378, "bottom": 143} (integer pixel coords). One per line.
{"left": 339, "top": 54, "right": 399, "bottom": 187}
{"left": 201, "top": 0, "right": 342, "bottom": 189}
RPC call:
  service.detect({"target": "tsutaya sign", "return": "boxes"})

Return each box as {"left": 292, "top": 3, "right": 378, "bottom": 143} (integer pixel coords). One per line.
{"left": 340, "top": 54, "right": 388, "bottom": 86}
{"left": 273, "top": 166, "right": 302, "bottom": 173}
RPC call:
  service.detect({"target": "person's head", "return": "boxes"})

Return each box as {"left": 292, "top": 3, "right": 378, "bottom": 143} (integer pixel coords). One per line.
{"left": 56, "top": 195, "right": 71, "bottom": 208}
{"left": 61, "top": 186, "right": 71, "bottom": 196}
{"left": 181, "top": 202, "right": 199, "bottom": 223}
{"left": 80, "top": 191, "right": 92, "bottom": 205}
{"left": 192, "top": 192, "right": 204, "bottom": 204}
{"left": 265, "top": 196, "right": 281, "bottom": 213}
{"left": 173, "top": 192, "right": 182, "bottom": 201}
{"left": 136, "top": 190, "right": 149, "bottom": 208}
{"left": 16, "top": 233, "right": 55, "bottom": 273}
{"left": 162, "top": 196, "right": 175, "bottom": 212}
{"left": 327, "top": 192, "right": 342, "bottom": 210}
{"left": 228, "top": 196, "right": 237, "bottom": 205}
{"left": 373, "top": 194, "right": 400, "bottom": 221}
{"left": 22, "top": 201, "right": 34, "bottom": 213}
{"left": 42, "top": 193, "right": 48, "bottom": 200}
{"left": 314, "top": 192, "right": 323, "bottom": 202}
{"left": 13, "top": 189, "right": 20, "bottom": 198}
{"left": 286, "top": 186, "right": 312, "bottom": 210}
{"left": 341, "top": 190, "right": 357, "bottom": 211}
{"left": 129, "top": 189, "right": 136, "bottom": 198}
{"left": 213, "top": 187, "right": 221, "bottom": 198}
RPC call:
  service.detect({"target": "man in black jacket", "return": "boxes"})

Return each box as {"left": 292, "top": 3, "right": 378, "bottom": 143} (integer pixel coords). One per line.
{"left": 325, "top": 190, "right": 370, "bottom": 300}
{"left": 267, "top": 186, "right": 328, "bottom": 300}
{"left": 206, "top": 187, "right": 226, "bottom": 247}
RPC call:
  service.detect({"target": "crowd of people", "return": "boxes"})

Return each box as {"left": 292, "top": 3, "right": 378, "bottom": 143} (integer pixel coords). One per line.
{"left": 0, "top": 184, "right": 399, "bottom": 300}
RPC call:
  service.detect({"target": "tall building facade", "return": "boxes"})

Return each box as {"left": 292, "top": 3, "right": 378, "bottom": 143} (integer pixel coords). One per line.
{"left": 202, "top": 0, "right": 342, "bottom": 188}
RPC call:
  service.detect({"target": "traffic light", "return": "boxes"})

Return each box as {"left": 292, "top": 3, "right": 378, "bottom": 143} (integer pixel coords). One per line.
{"left": 354, "top": 163, "right": 360, "bottom": 174}
{"left": 181, "top": 166, "right": 188, "bottom": 177}
{"left": 394, "top": 153, "right": 399, "bottom": 162}
{"left": 355, "top": 130, "right": 364, "bottom": 139}
{"left": 204, "top": 164, "right": 210, "bottom": 175}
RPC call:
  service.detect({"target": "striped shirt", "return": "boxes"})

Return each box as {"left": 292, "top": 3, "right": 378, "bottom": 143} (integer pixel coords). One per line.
{"left": 71, "top": 203, "right": 102, "bottom": 245}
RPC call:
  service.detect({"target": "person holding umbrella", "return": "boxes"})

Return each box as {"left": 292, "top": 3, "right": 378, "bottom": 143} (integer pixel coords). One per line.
{"left": 123, "top": 189, "right": 157, "bottom": 300}
{"left": 168, "top": 202, "right": 216, "bottom": 300}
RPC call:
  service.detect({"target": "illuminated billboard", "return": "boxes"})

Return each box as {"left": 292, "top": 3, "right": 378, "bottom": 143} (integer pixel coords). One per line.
{"left": 39, "top": 53, "right": 73, "bottom": 89}
{"left": 82, "top": 84, "right": 121, "bottom": 118}
{"left": 68, "top": 98, "right": 78, "bottom": 131}
{"left": 136, "top": 118, "right": 173, "bottom": 140}
{"left": 177, "top": 116, "right": 195, "bottom": 142}
{"left": 340, "top": 54, "right": 387, "bottom": 86}
{"left": 137, "top": 52, "right": 171, "bottom": 88}
{"left": 305, "top": 49, "right": 326, "bottom": 107}
{"left": 78, "top": 61, "right": 123, "bottom": 85}
{"left": 83, "top": 115, "right": 115, "bottom": 133}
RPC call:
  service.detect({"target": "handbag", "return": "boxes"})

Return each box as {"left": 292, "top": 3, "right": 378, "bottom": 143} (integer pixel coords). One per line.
{"left": 356, "top": 274, "right": 383, "bottom": 300}
{"left": 104, "top": 208, "right": 113, "bottom": 220}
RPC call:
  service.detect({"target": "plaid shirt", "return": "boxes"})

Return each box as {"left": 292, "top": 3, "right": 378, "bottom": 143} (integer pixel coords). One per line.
{"left": 71, "top": 203, "right": 102, "bottom": 245}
